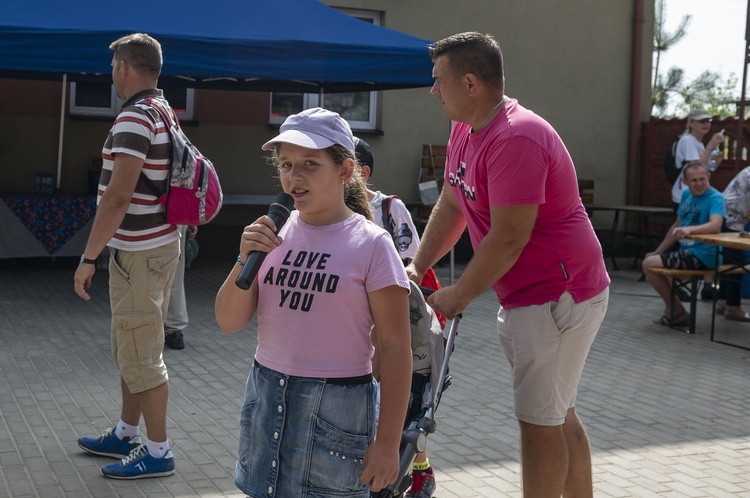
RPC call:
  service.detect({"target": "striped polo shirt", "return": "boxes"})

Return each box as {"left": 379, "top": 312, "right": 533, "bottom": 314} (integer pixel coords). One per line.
{"left": 99, "top": 89, "right": 179, "bottom": 251}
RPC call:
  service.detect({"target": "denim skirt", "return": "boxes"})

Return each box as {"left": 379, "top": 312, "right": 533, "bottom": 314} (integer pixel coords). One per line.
{"left": 235, "top": 361, "right": 377, "bottom": 497}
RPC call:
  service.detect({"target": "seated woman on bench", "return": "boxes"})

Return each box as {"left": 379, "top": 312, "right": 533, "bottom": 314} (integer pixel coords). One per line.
{"left": 642, "top": 162, "right": 725, "bottom": 326}
{"left": 716, "top": 165, "right": 750, "bottom": 321}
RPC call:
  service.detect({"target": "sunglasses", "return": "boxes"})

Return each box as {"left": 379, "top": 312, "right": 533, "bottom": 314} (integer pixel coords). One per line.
{"left": 696, "top": 118, "right": 712, "bottom": 124}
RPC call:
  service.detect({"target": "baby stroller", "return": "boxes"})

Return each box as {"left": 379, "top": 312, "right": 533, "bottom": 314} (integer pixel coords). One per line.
{"left": 373, "top": 281, "right": 459, "bottom": 498}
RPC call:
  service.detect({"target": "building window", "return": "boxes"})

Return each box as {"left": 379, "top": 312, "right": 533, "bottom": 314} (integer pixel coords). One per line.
{"left": 70, "top": 82, "right": 194, "bottom": 120}
{"left": 269, "top": 8, "right": 380, "bottom": 130}
{"left": 69, "top": 81, "right": 120, "bottom": 117}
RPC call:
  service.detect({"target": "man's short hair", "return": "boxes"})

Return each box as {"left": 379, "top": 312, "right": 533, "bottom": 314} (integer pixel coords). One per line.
{"left": 683, "top": 161, "right": 708, "bottom": 178}
{"left": 109, "top": 33, "right": 162, "bottom": 76}
{"left": 428, "top": 32, "right": 504, "bottom": 89}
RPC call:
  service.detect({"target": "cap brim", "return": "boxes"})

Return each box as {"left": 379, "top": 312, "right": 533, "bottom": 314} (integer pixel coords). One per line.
{"left": 262, "top": 130, "right": 336, "bottom": 151}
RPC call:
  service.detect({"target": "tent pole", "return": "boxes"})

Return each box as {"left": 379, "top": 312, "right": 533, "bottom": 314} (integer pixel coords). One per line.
{"left": 56, "top": 74, "right": 67, "bottom": 191}
{"left": 738, "top": 4, "right": 750, "bottom": 174}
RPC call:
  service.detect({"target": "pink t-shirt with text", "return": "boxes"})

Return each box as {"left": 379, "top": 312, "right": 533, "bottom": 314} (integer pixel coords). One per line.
{"left": 446, "top": 98, "right": 610, "bottom": 308}
{"left": 254, "top": 212, "right": 409, "bottom": 378}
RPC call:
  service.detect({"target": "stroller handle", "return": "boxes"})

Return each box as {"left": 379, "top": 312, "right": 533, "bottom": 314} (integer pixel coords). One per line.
{"left": 376, "top": 314, "right": 460, "bottom": 497}
{"left": 418, "top": 285, "right": 436, "bottom": 297}
{"left": 418, "top": 285, "right": 462, "bottom": 319}
{"left": 432, "top": 315, "right": 458, "bottom": 413}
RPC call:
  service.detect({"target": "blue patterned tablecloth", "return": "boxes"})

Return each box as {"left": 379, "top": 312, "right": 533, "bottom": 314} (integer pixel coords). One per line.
{"left": 0, "top": 194, "right": 96, "bottom": 256}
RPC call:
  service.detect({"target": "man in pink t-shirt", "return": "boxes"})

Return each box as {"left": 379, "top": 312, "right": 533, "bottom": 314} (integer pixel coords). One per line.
{"left": 407, "top": 32, "right": 610, "bottom": 498}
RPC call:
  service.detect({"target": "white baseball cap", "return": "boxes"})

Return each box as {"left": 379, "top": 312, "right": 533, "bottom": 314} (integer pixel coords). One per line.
{"left": 262, "top": 107, "right": 354, "bottom": 151}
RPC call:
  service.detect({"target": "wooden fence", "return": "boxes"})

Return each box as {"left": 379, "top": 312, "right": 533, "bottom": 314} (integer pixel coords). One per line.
{"left": 639, "top": 116, "right": 750, "bottom": 207}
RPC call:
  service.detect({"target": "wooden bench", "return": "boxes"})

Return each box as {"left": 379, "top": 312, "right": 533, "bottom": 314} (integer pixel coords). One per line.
{"left": 420, "top": 144, "right": 447, "bottom": 189}
{"left": 648, "top": 264, "right": 750, "bottom": 333}
{"left": 415, "top": 145, "right": 447, "bottom": 228}
{"left": 578, "top": 178, "right": 594, "bottom": 204}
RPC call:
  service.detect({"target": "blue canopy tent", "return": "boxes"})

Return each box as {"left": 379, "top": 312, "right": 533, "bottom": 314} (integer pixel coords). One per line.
{"left": 0, "top": 0, "right": 434, "bottom": 188}
{"left": 0, "top": 0, "right": 434, "bottom": 92}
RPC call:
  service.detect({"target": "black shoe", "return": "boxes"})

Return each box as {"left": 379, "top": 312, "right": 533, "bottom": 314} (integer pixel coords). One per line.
{"left": 700, "top": 284, "right": 715, "bottom": 301}
{"left": 164, "top": 331, "right": 184, "bottom": 350}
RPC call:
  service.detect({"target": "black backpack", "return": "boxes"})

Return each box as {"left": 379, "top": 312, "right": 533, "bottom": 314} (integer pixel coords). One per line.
{"left": 663, "top": 139, "right": 682, "bottom": 184}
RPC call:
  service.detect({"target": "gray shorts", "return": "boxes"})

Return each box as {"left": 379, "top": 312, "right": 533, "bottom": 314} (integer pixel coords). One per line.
{"left": 497, "top": 288, "right": 609, "bottom": 426}
{"left": 659, "top": 249, "right": 709, "bottom": 270}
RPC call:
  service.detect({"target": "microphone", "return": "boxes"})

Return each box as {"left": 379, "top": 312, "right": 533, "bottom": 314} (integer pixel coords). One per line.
{"left": 235, "top": 192, "right": 295, "bottom": 290}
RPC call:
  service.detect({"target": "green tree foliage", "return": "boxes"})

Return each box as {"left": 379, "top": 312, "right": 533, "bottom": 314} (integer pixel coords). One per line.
{"left": 673, "top": 71, "right": 739, "bottom": 118}
{"left": 652, "top": 0, "right": 690, "bottom": 112}
{"left": 651, "top": 0, "right": 739, "bottom": 118}
{"left": 652, "top": 67, "right": 685, "bottom": 116}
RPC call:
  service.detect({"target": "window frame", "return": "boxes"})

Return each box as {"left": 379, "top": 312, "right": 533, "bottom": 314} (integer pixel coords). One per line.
{"left": 69, "top": 82, "right": 195, "bottom": 120}
{"left": 69, "top": 82, "right": 121, "bottom": 117}
{"left": 268, "top": 8, "right": 381, "bottom": 130}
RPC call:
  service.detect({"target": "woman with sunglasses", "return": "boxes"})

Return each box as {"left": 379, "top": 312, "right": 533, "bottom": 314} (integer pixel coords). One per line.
{"left": 670, "top": 108, "right": 725, "bottom": 211}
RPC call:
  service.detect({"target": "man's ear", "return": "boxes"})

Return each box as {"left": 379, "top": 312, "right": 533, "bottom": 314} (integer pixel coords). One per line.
{"left": 115, "top": 58, "right": 129, "bottom": 77}
{"left": 464, "top": 72, "right": 479, "bottom": 94}
{"left": 360, "top": 165, "right": 372, "bottom": 182}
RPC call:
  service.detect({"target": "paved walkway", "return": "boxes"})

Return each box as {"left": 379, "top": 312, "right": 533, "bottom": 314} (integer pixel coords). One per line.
{"left": 0, "top": 258, "right": 749, "bottom": 497}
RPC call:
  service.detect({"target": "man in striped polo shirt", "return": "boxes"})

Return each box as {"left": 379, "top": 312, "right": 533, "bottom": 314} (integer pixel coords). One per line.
{"left": 74, "top": 33, "right": 180, "bottom": 480}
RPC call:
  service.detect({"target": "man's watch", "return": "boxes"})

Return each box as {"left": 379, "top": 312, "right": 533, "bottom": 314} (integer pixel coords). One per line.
{"left": 80, "top": 255, "right": 97, "bottom": 265}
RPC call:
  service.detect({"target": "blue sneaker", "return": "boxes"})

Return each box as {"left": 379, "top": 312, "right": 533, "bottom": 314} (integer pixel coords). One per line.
{"left": 101, "top": 445, "right": 175, "bottom": 479}
{"left": 78, "top": 428, "right": 141, "bottom": 458}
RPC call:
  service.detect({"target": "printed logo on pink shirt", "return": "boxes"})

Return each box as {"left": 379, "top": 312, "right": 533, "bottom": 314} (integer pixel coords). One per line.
{"left": 448, "top": 161, "right": 476, "bottom": 201}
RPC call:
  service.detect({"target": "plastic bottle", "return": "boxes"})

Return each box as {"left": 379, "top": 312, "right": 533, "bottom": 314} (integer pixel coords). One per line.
{"left": 708, "top": 147, "right": 720, "bottom": 172}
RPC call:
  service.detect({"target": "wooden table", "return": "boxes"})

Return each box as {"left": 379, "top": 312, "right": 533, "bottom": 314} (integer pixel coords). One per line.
{"left": 584, "top": 204, "right": 674, "bottom": 270}
{"left": 688, "top": 232, "right": 750, "bottom": 251}
{"left": 687, "top": 233, "right": 750, "bottom": 350}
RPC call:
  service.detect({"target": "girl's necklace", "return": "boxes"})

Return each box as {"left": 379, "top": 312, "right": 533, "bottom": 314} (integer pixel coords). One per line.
{"left": 477, "top": 96, "right": 507, "bottom": 131}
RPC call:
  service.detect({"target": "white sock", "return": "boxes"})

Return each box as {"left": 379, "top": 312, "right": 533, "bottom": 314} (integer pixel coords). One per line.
{"left": 114, "top": 420, "right": 139, "bottom": 441}
{"left": 146, "top": 437, "right": 170, "bottom": 458}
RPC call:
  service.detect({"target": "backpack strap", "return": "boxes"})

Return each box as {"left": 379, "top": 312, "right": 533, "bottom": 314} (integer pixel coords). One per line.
{"left": 137, "top": 97, "right": 175, "bottom": 199}
{"left": 380, "top": 195, "right": 398, "bottom": 248}
{"left": 143, "top": 97, "right": 179, "bottom": 129}
{"left": 672, "top": 140, "right": 695, "bottom": 170}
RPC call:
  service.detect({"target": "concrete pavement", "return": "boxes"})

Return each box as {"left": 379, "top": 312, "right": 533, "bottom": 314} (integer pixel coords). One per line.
{"left": 0, "top": 258, "right": 748, "bottom": 497}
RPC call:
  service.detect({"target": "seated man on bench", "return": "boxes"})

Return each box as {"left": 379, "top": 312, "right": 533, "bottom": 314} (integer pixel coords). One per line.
{"left": 642, "top": 162, "right": 725, "bottom": 326}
